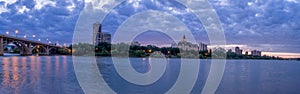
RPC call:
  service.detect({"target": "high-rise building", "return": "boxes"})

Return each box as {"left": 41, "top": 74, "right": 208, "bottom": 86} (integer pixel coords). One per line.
{"left": 251, "top": 50, "right": 261, "bottom": 56}
{"left": 235, "top": 47, "right": 243, "bottom": 55}
{"left": 101, "top": 32, "right": 111, "bottom": 43}
{"left": 93, "top": 22, "right": 111, "bottom": 45}
{"left": 93, "top": 22, "right": 101, "bottom": 45}
{"left": 199, "top": 42, "right": 208, "bottom": 51}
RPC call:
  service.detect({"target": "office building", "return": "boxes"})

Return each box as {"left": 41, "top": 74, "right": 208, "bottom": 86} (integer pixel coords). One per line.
{"left": 101, "top": 32, "right": 111, "bottom": 43}
{"left": 93, "top": 22, "right": 101, "bottom": 45}
{"left": 251, "top": 50, "right": 262, "bottom": 56}
{"left": 93, "top": 22, "right": 111, "bottom": 45}
{"left": 235, "top": 47, "right": 243, "bottom": 55}
{"left": 199, "top": 42, "right": 208, "bottom": 51}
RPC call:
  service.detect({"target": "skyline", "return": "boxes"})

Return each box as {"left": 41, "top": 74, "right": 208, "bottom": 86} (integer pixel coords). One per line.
{"left": 0, "top": 0, "right": 299, "bottom": 58}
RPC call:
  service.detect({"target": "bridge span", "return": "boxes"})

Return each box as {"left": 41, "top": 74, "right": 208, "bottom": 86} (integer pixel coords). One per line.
{"left": 0, "top": 34, "right": 63, "bottom": 56}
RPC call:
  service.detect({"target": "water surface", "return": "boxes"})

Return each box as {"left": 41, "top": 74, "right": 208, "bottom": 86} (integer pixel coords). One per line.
{"left": 0, "top": 56, "right": 299, "bottom": 94}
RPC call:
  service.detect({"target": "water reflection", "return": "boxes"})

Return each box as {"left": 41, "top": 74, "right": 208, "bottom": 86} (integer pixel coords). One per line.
{"left": 98, "top": 58, "right": 300, "bottom": 94}
{"left": 2, "top": 58, "right": 10, "bottom": 93}
{"left": 217, "top": 60, "right": 300, "bottom": 94}
{"left": 0, "top": 56, "right": 84, "bottom": 94}
{"left": 0, "top": 57, "right": 299, "bottom": 94}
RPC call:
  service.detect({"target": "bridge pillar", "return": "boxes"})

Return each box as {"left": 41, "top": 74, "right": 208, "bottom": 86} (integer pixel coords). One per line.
{"left": 45, "top": 46, "right": 51, "bottom": 55}
{"left": 0, "top": 37, "right": 3, "bottom": 56}
{"left": 20, "top": 43, "right": 32, "bottom": 56}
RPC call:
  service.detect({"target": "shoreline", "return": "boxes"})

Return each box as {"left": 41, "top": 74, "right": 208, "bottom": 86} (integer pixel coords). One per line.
{"left": 1, "top": 55, "right": 297, "bottom": 61}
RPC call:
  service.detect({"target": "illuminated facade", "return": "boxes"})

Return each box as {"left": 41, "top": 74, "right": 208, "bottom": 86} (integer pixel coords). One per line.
{"left": 171, "top": 35, "right": 207, "bottom": 51}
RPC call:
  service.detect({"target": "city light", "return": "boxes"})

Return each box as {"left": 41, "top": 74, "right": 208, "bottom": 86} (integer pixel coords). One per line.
{"left": 6, "top": 31, "right": 9, "bottom": 35}
{"left": 15, "top": 30, "right": 18, "bottom": 37}
{"left": 15, "top": 30, "right": 18, "bottom": 34}
{"left": 32, "top": 34, "right": 36, "bottom": 38}
{"left": 68, "top": 49, "right": 72, "bottom": 53}
{"left": 148, "top": 49, "right": 152, "bottom": 53}
{"left": 24, "top": 35, "right": 27, "bottom": 38}
{"left": 38, "top": 39, "right": 41, "bottom": 41}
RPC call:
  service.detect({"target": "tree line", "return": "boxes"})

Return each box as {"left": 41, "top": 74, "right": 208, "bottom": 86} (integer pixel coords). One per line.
{"left": 70, "top": 42, "right": 285, "bottom": 60}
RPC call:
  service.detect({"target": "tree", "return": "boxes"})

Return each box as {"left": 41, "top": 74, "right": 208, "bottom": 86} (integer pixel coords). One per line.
{"left": 72, "top": 43, "right": 95, "bottom": 56}
{"left": 211, "top": 48, "right": 226, "bottom": 59}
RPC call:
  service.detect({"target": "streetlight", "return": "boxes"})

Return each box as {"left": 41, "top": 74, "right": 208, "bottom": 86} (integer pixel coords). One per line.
{"left": 32, "top": 34, "right": 36, "bottom": 41}
{"left": 6, "top": 31, "right": 9, "bottom": 35}
{"left": 38, "top": 38, "right": 41, "bottom": 42}
{"left": 24, "top": 35, "right": 27, "bottom": 38}
{"left": 148, "top": 49, "right": 152, "bottom": 53}
{"left": 15, "top": 30, "right": 19, "bottom": 37}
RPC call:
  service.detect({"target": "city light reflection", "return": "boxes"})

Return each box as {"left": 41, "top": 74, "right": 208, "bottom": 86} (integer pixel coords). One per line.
{"left": 0, "top": 56, "right": 70, "bottom": 93}
{"left": 1, "top": 58, "right": 10, "bottom": 90}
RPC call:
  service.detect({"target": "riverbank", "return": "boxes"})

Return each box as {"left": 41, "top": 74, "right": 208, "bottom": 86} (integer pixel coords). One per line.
{"left": 0, "top": 56, "right": 299, "bottom": 94}
{"left": 72, "top": 55, "right": 292, "bottom": 60}
{"left": 1, "top": 53, "right": 294, "bottom": 60}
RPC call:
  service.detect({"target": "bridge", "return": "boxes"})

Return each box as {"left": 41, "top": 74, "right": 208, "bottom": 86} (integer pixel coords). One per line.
{"left": 0, "top": 34, "right": 63, "bottom": 56}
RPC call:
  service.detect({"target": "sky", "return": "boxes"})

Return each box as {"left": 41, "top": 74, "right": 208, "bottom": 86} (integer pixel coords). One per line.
{"left": 0, "top": 0, "right": 299, "bottom": 57}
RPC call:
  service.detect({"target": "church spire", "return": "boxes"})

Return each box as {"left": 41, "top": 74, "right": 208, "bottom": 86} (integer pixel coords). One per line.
{"left": 182, "top": 35, "right": 187, "bottom": 42}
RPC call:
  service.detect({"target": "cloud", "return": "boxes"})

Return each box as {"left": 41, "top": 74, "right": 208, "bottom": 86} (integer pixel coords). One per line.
{"left": 0, "top": 0, "right": 18, "bottom": 13}
{"left": 209, "top": 0, "right": 300, "bottom": 50}
{"left": 0, "top": 4, "right": 9, "bottom": 13}
{"left": 0, "top": 0, "right": 84, "bottom": 45}
{"left": 106, "top": 0, "right": 300, "bottom": 53}
{"left": 84, "top": 0, "right": 124, "bottom": 13}
{"left": 101, "top": 0, "right": 209, "bottom": 43}
{"left": 0, "top": 0, "right": 17, "bottom": 4}
{"left": 285, "top": 0, "right": 299, "bottom": 3}
{"left": 33, "top": 0, "right": 56, "bottom": 10}
{"left": 66, "top": 0, "right": 76, "bottom": 11}
{"left": 0, "top": 0, "right": 299, "bottom": 53}
{"left": 17, "top": 6, "right": 30, "bottom": 13}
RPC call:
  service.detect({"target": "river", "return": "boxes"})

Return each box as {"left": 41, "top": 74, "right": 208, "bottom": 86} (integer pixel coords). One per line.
{"left": 0, "top": 56, "right": 299, "bottom": 94}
